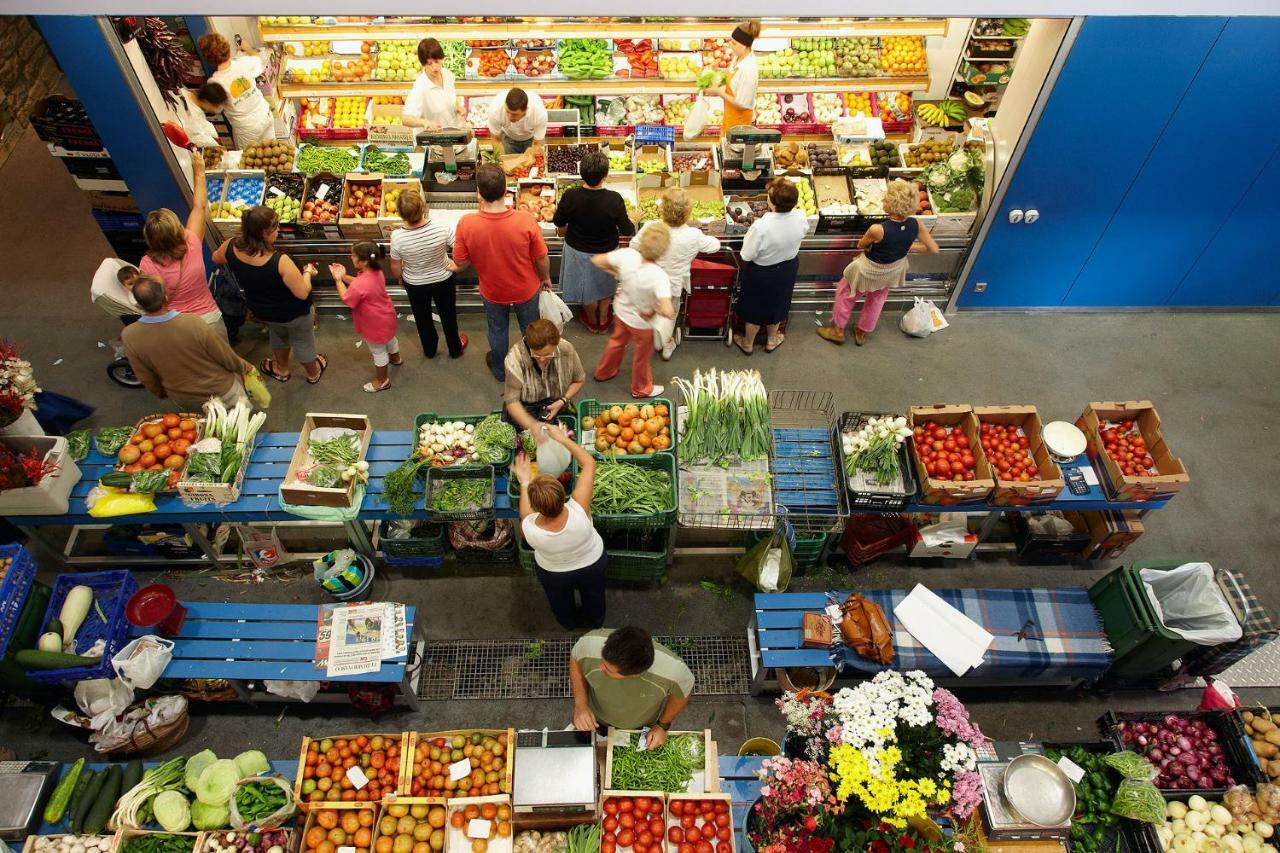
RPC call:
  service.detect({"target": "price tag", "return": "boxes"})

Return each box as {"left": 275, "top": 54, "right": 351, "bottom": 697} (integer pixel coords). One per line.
{"left": 345, "top": 765, "right": 369, "bottom": 789}
{"left": 1057, "top": 756, "right": 1086, "bottom": 784}
{"left": 268, "top": 186, "right": 286, "bottom": 197}
{"left": 539, "top": 187, "right": 555, "bottom": 198}
{"left": 609, "top": 729, "right": 631, "bottom": 748}
{"left": 316, "top": 183, "right": 330, "bottom": 200}
{"left": 694, "top": 158, "right": 708, "bottom": 170}
{"left": 338, "top": 847, "right": 356, "bottom": 853}
{"left": 529, "top": 166, "right": 540, "bottom": 178}
{"left": 448, "top": 758, "right": 472, "bottom": 781}
{"left": 466, "top": 820, "right": 492, "bottom": 840}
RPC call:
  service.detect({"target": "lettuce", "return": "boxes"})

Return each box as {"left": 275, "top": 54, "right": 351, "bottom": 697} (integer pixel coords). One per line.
{"left": 195, "top": 758, "right": 241, "bottom": 806}
{"left": 154, "top": 790, "right": 192, "bottom": 832}
{"left": 234, "top": 749, "right": 271, "bottom": 779}
{"left": 185, "top": 749, "right": 218, "bottom": 792}
{"left": 191, "top": 799, "right": 230, "bottom": 830}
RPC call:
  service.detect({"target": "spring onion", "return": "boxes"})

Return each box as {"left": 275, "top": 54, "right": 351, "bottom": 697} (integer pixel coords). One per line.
{"left": 841, "top": 415, "right": 912, "bottom": 485}
{"left": 112, "top": 756, "right": 187, "bottom": 830}
{"left": 592, "top": 457, "right": 673, "bottom": 516}
{"left": 673, "top": 369, "right": 771, "bottom": 466}
{"left": 190, "top": 399, "right": 266, "bottom": 485}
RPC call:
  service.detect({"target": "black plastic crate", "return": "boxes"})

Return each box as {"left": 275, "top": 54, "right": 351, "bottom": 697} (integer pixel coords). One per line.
{"left": 1099, "top": 710, "right": 1263, "bottom": 797}
{"left": 1043, "top": 741, "right": 1161, "bottom": 853}
{"left": 835, "top": 412, "right": 918, "bottom": 511}
{"left": 425, "top": 465, "right": 496, "bottom": 522}
{"left": 1234, "top": 707, "right": 1280, "bottom": 783}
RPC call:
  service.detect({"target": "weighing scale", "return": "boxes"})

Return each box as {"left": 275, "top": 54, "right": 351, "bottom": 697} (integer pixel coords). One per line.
{"left": 721, "top": 126, "right": 781, "bottom": 190}
{"left": 417, "top": 128, "right": 473, "bottom": 180}
{"left": 978, "top": 761, "right": 1071, "bottom": 842}
{"left": 512, "top": 729, "right": 597, "bottom": 815}
{"left": 0, "top": 760, "right": 61, "bottom": 840}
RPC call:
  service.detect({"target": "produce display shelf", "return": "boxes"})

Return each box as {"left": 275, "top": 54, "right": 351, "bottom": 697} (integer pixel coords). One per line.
{"left": 278, "top": 75, "right": 931, "bottom": 98}
{"left": 259, "top": 20, "right": 949, "bottom": 42}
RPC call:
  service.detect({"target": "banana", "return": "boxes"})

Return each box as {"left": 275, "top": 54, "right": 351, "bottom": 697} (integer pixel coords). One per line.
{"left": 941, "top": 101, "right": 969, "bottom": 121}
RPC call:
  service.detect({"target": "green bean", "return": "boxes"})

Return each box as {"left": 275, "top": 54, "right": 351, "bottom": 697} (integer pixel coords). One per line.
{"left": 592, "top": 458, "right": 672, "bottom": 515}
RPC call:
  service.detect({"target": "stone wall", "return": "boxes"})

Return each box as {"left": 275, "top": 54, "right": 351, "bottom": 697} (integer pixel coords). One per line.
{"left": 0, "top": 16, "right": 63, "bottom": 169}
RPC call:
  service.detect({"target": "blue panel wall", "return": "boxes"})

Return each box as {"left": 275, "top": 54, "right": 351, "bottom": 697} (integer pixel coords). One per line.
{"left": 1062, "top": 16, "right": 1280, "bottom": 307}
{"left": 958, "top": 16, "right": 1226, "bottom": 309}
{"left": 35, "top": 16, "right": 188, "bottom": 218}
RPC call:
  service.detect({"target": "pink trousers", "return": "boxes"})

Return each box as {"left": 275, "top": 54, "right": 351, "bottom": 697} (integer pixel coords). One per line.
{"left": 594, "top": 317, "right": 655, "bottom": 397}
{"left": 830, "top": 278, "right": 890, "bottom": 333}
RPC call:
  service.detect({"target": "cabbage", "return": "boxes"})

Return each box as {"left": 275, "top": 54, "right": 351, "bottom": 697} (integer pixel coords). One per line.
{"left": 185, "top": 749, "right": 218, "bottom": 791}
{"left": 191, "top": 799, "right": 230, "bottom": 830}
{"left": 154, "top": 790, "right": 192, "bottom": 832}
{"left": 195, "top": 758, "right": 241, "bottom": 805}
{"left": 234, "top": 749, "right": 271, "bottom": 779}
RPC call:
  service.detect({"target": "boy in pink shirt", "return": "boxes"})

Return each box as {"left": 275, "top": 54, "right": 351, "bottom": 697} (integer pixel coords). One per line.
{"left": 329, "top": 242, "right": 401, "bottom": 392}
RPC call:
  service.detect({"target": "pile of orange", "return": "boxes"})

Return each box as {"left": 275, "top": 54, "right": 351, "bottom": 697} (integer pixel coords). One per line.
{"left": 448, "top": 802, "right": 511, "bottom": 853}
{"left": 880, "top": 36, "right": 927, "bottom": 75}
{"left": 330, "top": 42, "right": 377, "bottom": 81}
{"left": 583, "top": 402, "right": 672, "bottom": 455}
{"left": 878, "top": 91, "right": 913, "bottom": 117}
{"left": 305, "top": 807, "right": 375, "bottom": 853}
{"left": 300, "top": 734, "right": 401, "bottom": 803}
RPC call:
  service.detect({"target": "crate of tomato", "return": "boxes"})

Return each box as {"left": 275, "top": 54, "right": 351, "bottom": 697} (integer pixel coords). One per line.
{"left": 907, "top": 404, "right": 995, "bottom": 505}
{"left": 294, "top": 732, "right": 405, "bottom": 807}
{"left": 600, "top": 791, "right": 666, "bottom": 853}
{"left": 1077, "top": 401, "right": 1189, "bottom": 502}
{"left": 668, "top": 794, "right": 737, "bottom": 853}
{"left": 402, "top": 729, "right": 514, "bottom": 798}
{"left": 973, "top": 405, "right": 1064, "bottom": 505}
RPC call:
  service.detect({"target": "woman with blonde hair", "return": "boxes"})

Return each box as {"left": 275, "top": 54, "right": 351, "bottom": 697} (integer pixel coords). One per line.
{"left": 139, "top": 153, "right": 226, "bottom": 337}
{"left": 514, "top": 424, "right": 607, "bottom": 630}
{"left": 638, "top": 187, "right": 723, "bottom": 360}
{"left": 817, "top": 178, "right": 939, "bottom": 346}
{"left": 591, "top": 222, "right": 675, "bottom": 398}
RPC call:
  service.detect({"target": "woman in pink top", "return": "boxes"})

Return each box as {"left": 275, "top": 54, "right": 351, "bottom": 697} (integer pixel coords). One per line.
{"left": 139, "top": 154, "right": 226, "bottom": 337}
{"left": 329, "top": 242, "right": 401, "bottom": 393}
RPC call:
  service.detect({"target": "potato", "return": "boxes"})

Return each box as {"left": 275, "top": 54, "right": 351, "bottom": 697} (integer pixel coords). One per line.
{"left": 1255, "top": 739, "right": 1278, "bottom": 759}
{"left": 1268, "top": 759, "right": 1280, "bottom": 778}
{"left": 1245, "top": 711, "right": 1256, "bottom": 723}
{"left": 1265, "top": 729, "right": 1280, "bottom": 747}
{"left": 1253, "top": 716, "right": 1276, "bottom": 733}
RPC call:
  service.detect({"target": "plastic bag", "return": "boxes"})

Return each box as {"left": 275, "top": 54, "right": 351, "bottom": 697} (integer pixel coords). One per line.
{"left": 539, "top": 289, "right": 574, "bottom": 330}
{"left": 243, "top": 369, "right": 271, "bottom": 409}
{"left": 87, "top": 485, "right": 156, "bottom": 517}
{"left": 264, "top": 680, "right": 320, "bottom": 702}
{"left": 237, "top": 525, "right": 289, "bottom": 569}
{"left": 652, "top": 314, "right": 677, "bottom": 351}
{"left": 1109, "top": 779, "right": 1166, "bottom": 826}
{"left": 1197, "top": 677, "right": 1240, "bottom": 710}
{"left": 1140, "top": 562, "right": 1243, "bottom": 646}
{"left": 1103, "top": 750, "right": 1158, "bottom": 781}
{"left": 228, "top": 774, "right": 298, "bottom": 829}
{"left": 683, "top": 97, "right": 710, "bottom": 140}
{"left": 838, "top": 593, "right": 895, "bottom": 665}
{"left": 112, "top": 635, "right": 175, "bottom": 690}
{"left": 737, "top": 530, "right": 793, "bottom": 593}
{"left": 75, "top": 677, "right": 134, "bottom": 720}
{"left": 900, "top": 297, "right": 934, "bottom": 337}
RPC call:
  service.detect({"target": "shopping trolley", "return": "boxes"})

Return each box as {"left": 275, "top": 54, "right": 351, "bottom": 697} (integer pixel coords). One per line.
{"left": 682, "top": 250, "right": 739, "bottom": 342}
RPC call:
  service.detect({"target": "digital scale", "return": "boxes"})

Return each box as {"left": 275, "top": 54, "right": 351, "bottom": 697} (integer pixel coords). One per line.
{"left": 0, "top": 760, "right": 61, "bottom": 840}
{"left": 417, "top": 128, "right": 473, "bottom": 174}
{"left": 722, "top": 126, "right": 782, "bottom": 176}
{"left": 512, "top": 729, "right": 597, "bottom": 816}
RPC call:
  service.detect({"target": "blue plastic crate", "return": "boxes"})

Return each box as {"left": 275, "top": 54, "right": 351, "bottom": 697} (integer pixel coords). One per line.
{"left": 26, "top": 570, "right": 138, "bottom": 683}
{"left": 0, "top": 544, "right": 38, "bottom": 658}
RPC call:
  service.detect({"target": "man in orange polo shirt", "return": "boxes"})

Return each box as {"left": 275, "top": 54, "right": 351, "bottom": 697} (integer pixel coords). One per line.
{"left": 449, "top": 164, "right": 551, "bottom": 382}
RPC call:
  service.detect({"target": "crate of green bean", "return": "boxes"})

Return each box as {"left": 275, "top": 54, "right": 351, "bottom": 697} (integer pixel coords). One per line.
{"left": 604, "top": 727, "right": 718, "bottom": 793}
{"left": 115, "top": 831, "right": 201, "bottom": 853}
{"left": 426, "top": 465, "right": 495, "bottom": 522}
{"left": 591, "top": 453, "right": 677, "bottom": 529}
{"left": 280, "top": 414, "right": 373, "bottom": 508}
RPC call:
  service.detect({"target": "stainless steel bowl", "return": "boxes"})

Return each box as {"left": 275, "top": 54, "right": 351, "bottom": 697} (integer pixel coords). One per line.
{"left": 1002, "top": 754, "right": 1076, "bottom": 827}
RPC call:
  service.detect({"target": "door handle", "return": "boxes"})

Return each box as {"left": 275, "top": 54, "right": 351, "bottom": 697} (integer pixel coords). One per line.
{"left": 1008, "top": 209, "right": 1024, "bottom": 224}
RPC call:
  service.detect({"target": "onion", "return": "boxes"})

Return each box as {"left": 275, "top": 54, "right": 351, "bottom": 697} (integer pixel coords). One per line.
{"left": 1177, "top": 736, "right": 1193, "bottom": 751}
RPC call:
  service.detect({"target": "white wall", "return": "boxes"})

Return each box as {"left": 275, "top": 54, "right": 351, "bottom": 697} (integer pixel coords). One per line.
{"left": 991, "top": 18, "right": 1071, "bottom": 185}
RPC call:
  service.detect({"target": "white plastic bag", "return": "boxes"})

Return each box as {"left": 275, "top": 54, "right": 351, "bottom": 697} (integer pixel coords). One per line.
{"left": 539, "top": 289, "right": 574, "bottom": 330}
{"left": 74, "top": 677, "right": 134, "bottom": 722}
{"left": 916, "top": 513, "right": 969, "bottom": 547}
{"left": 683, "top": 98, "right": 710, "bottom": 140}
{"left": 651, "top": 314, "right": 677, "bottom": 351}
{"left": 900, "top": 297, "right": 934, "bottom": 337}
{"left": 264, "top": 679, "right": 321, "bottom": 702}
{"left": 1140, "top": 562, "right": 1243, "bottom": 646}
{"left": 112, "top": 635, "right": 174, "bottom": 689}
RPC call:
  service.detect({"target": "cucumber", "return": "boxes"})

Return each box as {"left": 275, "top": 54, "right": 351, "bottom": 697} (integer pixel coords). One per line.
{"left": 121, "top": 759, "right": 144, "bottom": 796}
{"left": 15, "top": 649, "right": 101, "bottom": 669}
{"left": 70, "top": 767, "right": 105, "bottom": 833}
{"left": 66, "top": 767, "right": 96, "bottom": 827}
{"left": 82, "top": 764, "right": 121, "bottom": 835}
{"left": 48, "top": 618, "right": 64, "bottom": 640}
{"left": 100, "top": 471, "right": 134, "bottom": 489}
{"left": 43, "top": 757, "right": 84, "bottom": 824}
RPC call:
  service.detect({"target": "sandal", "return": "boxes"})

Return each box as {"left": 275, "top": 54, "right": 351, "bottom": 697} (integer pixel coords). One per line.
{"left": 305, "top": 354, "right": 329, "bottom": 385}
{"left": 764, "top": 334, "right": 786, "bottom": 353}
{"left": 363, "top": 379, "right": 392, "bottom": 393}
{"left": 261, "top": 358, "right": 290, "bottom": 382}
{"left": 732, "top": 336, "right": 754, "bottom": 356}
{"left": 389, "top": 356, "right": 404, "bottom": 367}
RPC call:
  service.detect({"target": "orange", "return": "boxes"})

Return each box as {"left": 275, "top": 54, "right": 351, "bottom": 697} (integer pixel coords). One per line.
{"left": 328, "top": 828, "right": 348, "bottom": 845}
{"left": 450, "top": 812, "right": 465, "bottom": 829}
{"left": 317, "top": 842, "right": 336, "bottom": 853}
{"left": 139, "top": 452, "right": 157, "bottom": 468}
{"left": 342, "top": 813, "right": 362, "bottom": 834}
{"left": 359, "top": 810, "right": 375, "bottom": 828}
{"left": 479, "top": 804, "right": 497, "bottom": 820}
{"left": 354, "top": 830, "right": 372, "bottom": 847}
{"left": 375, "top": 838, "right": 393, "bottom": 853}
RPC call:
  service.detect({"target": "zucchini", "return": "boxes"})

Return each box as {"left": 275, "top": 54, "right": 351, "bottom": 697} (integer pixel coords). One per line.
{"left": 48, "top": 618, "right": 64, "bottom": 640}
{"left": 121, "top": 759, "right": 144, "bottom": 795}
{"left": 99, "top": 472, "right": 134, "bottom": 489}
{"left": 70, "top": 767, "right": 105, "bottom": 833}
{"left": 66, "top": 767, "right": 96, "bottom": 827}
{"left": 82, "top": 764, "right": 121, "bottom": 835}
{"left": 15, "top": 649, "right": 101, "bottom": 669}
{"left": 43, "top": 757, "right": 84, "bottom": 824}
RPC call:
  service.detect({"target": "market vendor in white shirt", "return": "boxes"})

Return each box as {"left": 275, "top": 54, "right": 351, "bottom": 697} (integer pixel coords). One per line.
{"left": 487, "top": 87, "right": 546, "bottom": 155}
{"left": 402, "top": 38, "right": 474, "bottom": 158}
{"left": 195, "top": 33, "right": 276, "bottom": 147}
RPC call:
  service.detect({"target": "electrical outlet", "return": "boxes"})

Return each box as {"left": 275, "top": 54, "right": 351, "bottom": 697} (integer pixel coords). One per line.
{"left": 974, "top": 282, "right": 988, "bottom": 293}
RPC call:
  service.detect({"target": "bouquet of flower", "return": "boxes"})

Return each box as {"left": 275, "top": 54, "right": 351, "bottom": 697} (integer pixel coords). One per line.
{"left": 777, "top": 690, "right": 837, "bottom": 760}
{"left": 0, "top": 444, "right": 59, "bottom": 492}
{"left": 0, "top": 341, "right": 39, "bottom": 428}
{"left": 827, "top": 671, "right": 986, "bottom": 828}
{"left": 749, "top": 756, "right": 842, "bottom": 853}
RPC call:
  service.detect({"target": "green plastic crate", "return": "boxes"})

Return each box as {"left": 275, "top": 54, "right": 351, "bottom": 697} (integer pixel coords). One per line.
{"left": 1089, "top": 562, "right": 1199, "bottom": 678}
{"left": 378, "top": 520, "right": 447, "bottom": 558}
{"left": 605, "top": 547, "right": 668, "bottom": 583}
{"left": 576, "top": 397, "right": 677, "bottom": 458}
{"left": 517, "top": 536, "right": 536, "bottom": 572}
{"left": 414, "top": 411, "right": 514, "bottom": 469}
{"left": 591, "top": 453, "right": 678, "bottom": 529}
{"left": 425, "top": 464, "right": 496, "bottom": 522}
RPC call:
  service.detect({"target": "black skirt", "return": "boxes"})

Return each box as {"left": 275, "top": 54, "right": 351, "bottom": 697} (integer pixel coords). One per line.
{"left": 736, "top": 256, "right": 800, "bottom": 326}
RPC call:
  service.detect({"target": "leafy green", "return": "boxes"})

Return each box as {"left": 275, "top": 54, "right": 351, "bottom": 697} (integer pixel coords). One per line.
{"left": 191, "top": 799, "right": 229, "bottom": 830}
{"left": 131, "top": 468, "right": 172, "bottom": 493}
{"left": 94, "top": 427, "right": 133, "bottom": 456}
{"left": 429, "top": 478, "right": 491, "bottom": 513}
{"left": 234, "top": 750, "right": 270, "bottom": 779}
{"left": 66, "top": 430, "right": 90, "bottom": 462}
{"left": 308, "top": 465, "right": 344, "bottom": 488}
{"left": 473, "top": 414, "right": 516, "bottom": 464}
{"left": 194, "top": 758, "right": 240, "bottom": 806}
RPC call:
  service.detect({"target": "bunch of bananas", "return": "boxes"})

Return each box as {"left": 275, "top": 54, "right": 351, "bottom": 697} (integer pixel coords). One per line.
{"left": 1003, "top": 18, "right": 1031, "bottom": 36}
{"left": 918, "top": 101, "right": 968, "bottom": 127}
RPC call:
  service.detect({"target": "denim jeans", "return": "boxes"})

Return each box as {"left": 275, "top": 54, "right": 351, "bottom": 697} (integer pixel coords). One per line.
{"left": 483, "top": 292, "right": 540, "bottom": 380}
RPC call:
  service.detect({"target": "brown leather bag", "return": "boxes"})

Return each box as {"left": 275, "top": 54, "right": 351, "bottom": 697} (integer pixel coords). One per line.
{"left": 839, "top": 593, "right": 895, "bottom": 665}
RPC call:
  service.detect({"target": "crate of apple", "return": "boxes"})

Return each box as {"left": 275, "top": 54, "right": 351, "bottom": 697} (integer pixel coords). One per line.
{"left": 978, "top": 421, "right": 1041, "bottom": 481}
{"left": 1098, "top": 421, "right": 1157, "bottom": 476}
{"left": 446, "top": 798, "right": 513, "bottom": 853}
{"left": 376, "top": 801, "right": 448, "bottom": 853}
{"left": 298, "top": 734, "right": 401, "bottom": 804}
{"left": 912, "top": 420, "right": 980, "bottom": 482}
{"left": 302, "top": 197, "right": 339, "bottom": 223}
{"left": 601, "top": 794, "right": 666, "bottom": 853}
{"left": 666, "top": 796, "right": 734, "bottom": 853}
{"left": 343, "top": 182, "right": 382, "bottom": 220}
{"left": 408, "top": 731, "right": 511, "bottom": 798}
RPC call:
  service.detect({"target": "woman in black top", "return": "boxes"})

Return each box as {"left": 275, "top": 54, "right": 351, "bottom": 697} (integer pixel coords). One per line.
{"left": 553, "top": 150, "right": 639, "bottom": 332}
{"left": 212, "top": 206, "right": 328, "bottom": 383}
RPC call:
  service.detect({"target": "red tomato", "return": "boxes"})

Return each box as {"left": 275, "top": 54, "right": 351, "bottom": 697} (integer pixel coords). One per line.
{"left": 669, "top": 828, "right": 683, "bottom": 844}
{"left": 714, "top": 813, "right": 729, "bottom": 827}
{"left": 605, "top": 800, "right": 619, "bottom": 814}
{"left": 714, "top": 802, "right": 728, "bottom": 814}
{"left": 679, "top": 845, "right": 694, "bottom": 853}
{"left": 635, "top": 797, "right": 651, "bottom": 813}
{"left": 620, "top": 800, "right": 634, "bottom": 813}
{"left": 964, "top": 470, "right": 975, "bottom": 481}
{"left": 618, "top": 830, "right": 634, "bottom": 848}
{"left": 961, "top": 453, "right": 975, "bottom": 468}
{"left": 687, "top": 827, "right": 701, "bottom": 843}
{"left": 650, "top": 846, "right": 663, "bottom": 853}
{"left": 933, "top": 427, "right": 947, "bottom": 440}
{"left": 601, "top": 841, "right": 616, "bottom": 853}
{"left": 718, "top": 844, "right": 732, "bottom": 853}
{"left": 670, "top": 801, "right": 683, "bottom": 815}
{"left": 620, "top": 813, "right": 635, "bottom": 829}
{"left": 650, "top": 819, "right": 664, "bottom": 837}
{"left": 936, "top": 459, "right": 951, "bottom": 475}
{"left": 681, "top": 815, "right": 695, "bottom": 829}
{"left": 696, "top": 843, "right": 713, "bottom": 853}
{"left": 604, "top": 816, "right": 619, "bottom": 832}
{"left": 638, "top": 831, "right": 652, "bottom": 847}
{"left": 717, "top": 826, "right": 731, "bottom": 840}
{"left": 943, "top": 439, "right": 956, "bottom": 452}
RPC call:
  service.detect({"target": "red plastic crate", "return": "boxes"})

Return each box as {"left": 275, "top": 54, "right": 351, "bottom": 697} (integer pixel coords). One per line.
{"left": 841, "top": 514, "right": 916, "bottom": 567}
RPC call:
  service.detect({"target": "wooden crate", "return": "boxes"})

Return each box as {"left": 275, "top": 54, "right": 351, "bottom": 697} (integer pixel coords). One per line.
{"left": 111, "top": 411, "right": 203, "bottom": 492}
{"left": 378, "top": 178, "right": 424, "bottom": 238}
{"left": 665, "top": 792, "right": 736, "bottom": 853}
{"left": 114, "top": 831, "right": 203, "bottom": 853}
{"left": 280, "top": 414, "right": 374, "bottom": 508}
{"left": 444, "top": 795, "right": 513, "bottom": 853}
{"left": 197, "top": 830, "right": 293, "bottom": 853}
{"left": 176, "top": 436, "right": 253, "bottom": 505}
{"left": 23, "top": 836, "right": 116, "bottom": 853}
{"left": 604, "top": 728, "right": 719, "bottom": 794}
{"left": 367, "top": 105, "right": 416, "bottom": 146}
{"left": 600, "top": 791, "right": 666, "bottom": 849}
{"left": 370, "top": 799, "right": 448, "bottom": 850}
{"left": 906, "top": 404, "right": 996, "bottom": 505}
{"left": 294, "top": 731, "right": 408, "bottom": 805}
{"left": 401, "top": 729, "right": 515, "bottom": 798}
{"left": 298, "top": 801, "right": 380, "bottom": 845}
{"left": 972, "top": 404, "right": 1065, "bottom": 505}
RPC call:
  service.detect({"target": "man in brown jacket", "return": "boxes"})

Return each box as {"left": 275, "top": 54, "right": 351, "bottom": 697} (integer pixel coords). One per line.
{"left": 122, "top": 275, "right": 252, "bottom": 410}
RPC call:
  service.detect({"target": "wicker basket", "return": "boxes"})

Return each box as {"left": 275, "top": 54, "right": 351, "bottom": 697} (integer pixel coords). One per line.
{"left": 100, "top": 697, "right": 190, "bottom": 757}
{"left": 179, "top": 678, "right": 240, "bottom": 702}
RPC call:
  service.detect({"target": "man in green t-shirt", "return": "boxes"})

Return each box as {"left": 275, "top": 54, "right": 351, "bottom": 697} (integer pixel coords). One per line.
{"left": 569, "top": 626, "right": 694, "bottom": 748}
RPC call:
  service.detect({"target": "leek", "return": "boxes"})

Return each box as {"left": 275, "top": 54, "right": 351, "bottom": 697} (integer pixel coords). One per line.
{"left": 673, "top": 368, "right": 772, "bottom": 466}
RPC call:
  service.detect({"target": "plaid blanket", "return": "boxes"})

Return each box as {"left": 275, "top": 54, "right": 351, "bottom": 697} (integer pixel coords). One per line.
{"left": 828, "top": 587, "right": 1113, "bottom": 682}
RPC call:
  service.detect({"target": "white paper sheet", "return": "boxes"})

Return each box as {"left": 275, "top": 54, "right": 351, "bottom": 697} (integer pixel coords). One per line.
{"left": 326, "top": 603, "right": 386, "bottom": 677}
{"left": 895, "top": 583, "right": 993, "bottom": 677}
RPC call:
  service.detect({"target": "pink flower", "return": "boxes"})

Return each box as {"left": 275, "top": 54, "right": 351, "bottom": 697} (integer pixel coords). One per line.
{"left": 825, "top": 725, "right": 843, "bottom": 743}
{"left": 803, "top": 816, "right": 817, "bottom": 831}
{"left": 761, "top": 785, "right": 773, "bottom": 797}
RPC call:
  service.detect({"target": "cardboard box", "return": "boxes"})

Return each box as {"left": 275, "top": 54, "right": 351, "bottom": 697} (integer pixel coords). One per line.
{"left": 280, "top": 414, "right": 374, "bottom": 508}
{"left": 724, "top": 192, "right": 768, "bottom": 236}
{"left": 778, "top": 171, "right": 819, "bottom": 235}
{"left": 671, "top": 142, "right": 720, "bottom": 184}
{"left": 402, "top": 729, "right": 515, "bottom": 797}
{"left": 802, "top": 612, "right": 833, "bottom": 648}
{"left": 339, "top": 172, "right": 385, "bottom": 239}
{"left": 634, "top": 143, "right": 673, "bottom": 180}
{"left": 605, "top": 728, "right": 718, "bottom": 793}
{"left": 115, "top": 830, "right": 203, "bottom": 853}
{"left": 665, "top": 793, "right": 737, "bottom": 852}
{"left": 926, "top": 186, "right": 977, "bottom": 236}
{"left": 366, "top": 104, "right": 416, "bottom": 146}
{"left": 296, "top": 171, "right": 344, "bottom": 240}
{"left": 1077, "top": 400, "right": 1189, "bottom": 502}
{"left": 677, "top": 177, "right": 725, "bottom": 235}
{"left": 177, "top": 437, "right": 253, "bottom": 506}
{"left": 972, "top": 405, "right": 1065, "bottom": 505}
{"left": 1080, "top": 509, "right": 1145, "bottom": 559}
{"left": 907, "top": 512, "right": 979, "bottom": 558}
{"left": 514, "top": 178, "right": 557, "bottom": 236}
{"left": 378, "top": 177, "right": 424, "bottom": 238}
{"left": 601, "top": 791, "right": 666, "bottom": 846}
{"left": 906, "top": 405, "right": 996, "bottom": 505}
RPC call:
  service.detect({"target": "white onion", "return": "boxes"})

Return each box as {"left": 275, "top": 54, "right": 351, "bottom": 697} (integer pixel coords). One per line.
{"left": 1253, "top": 823, "right": 1273, "bottom": 840}
{"left": 1189, "top": 796, "right": 1210, "bottom": 813}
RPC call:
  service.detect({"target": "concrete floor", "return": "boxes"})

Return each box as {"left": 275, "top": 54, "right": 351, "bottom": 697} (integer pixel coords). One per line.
{"left": 3, "top": 121, "right": 1280, "bottom": 763}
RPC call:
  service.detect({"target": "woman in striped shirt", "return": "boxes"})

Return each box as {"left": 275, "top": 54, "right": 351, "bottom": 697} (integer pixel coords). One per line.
{"left": 389, "top": 189, "right": 467, "bottom": 359}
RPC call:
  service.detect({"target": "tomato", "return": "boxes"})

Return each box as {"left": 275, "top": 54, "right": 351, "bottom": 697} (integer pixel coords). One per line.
{"left": 679, "top": 845, "right": 694, "bottom": 853}
{"left": 669, "top": 801, "right": 683, "bottom": 815}
{"left": 650, "top": 819, "right": 664, "bottom": 837}
{"left": 714, "top": 813, "right": 729, "bottom": 826}
{"left": 696, "top": 843, "right": 713, "bottom": 853}
{"left": 681, "top": 815, "right": 695, "bottom": 829}
{"left": 669, "top": 828, "right": 683, "bottom": 843}
{"left": 933, "top": 427, "right": 947, "bottom": 440}
{"left": 961, "top": 453, "right": 975, "bottom": 468}
{"left": 718, "top": 844, "right": 732, "bottom": 853}
{"left": 936, "top": 459, "right": 950, "bottom": 475}
{"left": 619, "top": 800, "right": 634, "bottom": 813}
{"left": 635, "top": 797, "right": 651, "bottom": 813}
{"left": 638, "top": 831, "right": 653, "bottom": 847}
{"left": 686, "top": 827, "right": 701, "bottom": 843}
{"left": 717, "top": 826, "right": 731, "bottom": 840}
{"left": 964, "top": 470, "right": 975, "bottom": 480}
{"left": 617, "top": 830, "right": 634, "bottom": 848}
{"left": 605, "top": 800, "right": 619, "bottom": 815}
{"left": 604, "top": 817, "right": 619, "bottom": 832}
{"left": 620, "top": 813, "right": 635, "bottom": 829}
{"left": 601, "top": 841, "right": 616, "bottom": 853}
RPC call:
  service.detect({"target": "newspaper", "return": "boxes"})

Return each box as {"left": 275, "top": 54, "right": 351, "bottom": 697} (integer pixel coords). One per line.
{"left": 677, "top": 459, "right": 774, "bottom": 530}
{"left": 315, "top": 602, "right": 408, "bottom": 672}
{"left": 326, "top": 603, "right": 386, "bottom": 677}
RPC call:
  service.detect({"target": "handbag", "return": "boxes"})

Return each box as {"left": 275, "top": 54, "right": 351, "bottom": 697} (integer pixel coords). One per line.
{"left": 838, "top": 593, "right": 895, "bottom": 665}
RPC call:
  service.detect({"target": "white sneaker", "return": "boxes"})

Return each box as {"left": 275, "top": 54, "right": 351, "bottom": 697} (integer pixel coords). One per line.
{"left": 661, "top": 341, "right": 676, "bottom": 361}
{"left": 637, "top": 384, "right": 664, "bottom": 398}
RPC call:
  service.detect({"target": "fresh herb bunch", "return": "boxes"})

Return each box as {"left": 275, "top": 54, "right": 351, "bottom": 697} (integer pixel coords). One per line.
{"left": 382, "top": 454, "right": 430, "bottom": 516}
{"left": 473, "top": 414, "right": 516, "bottom": 464}
{"left": 429, "top": 478, "right": 491, "bottom": 513}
